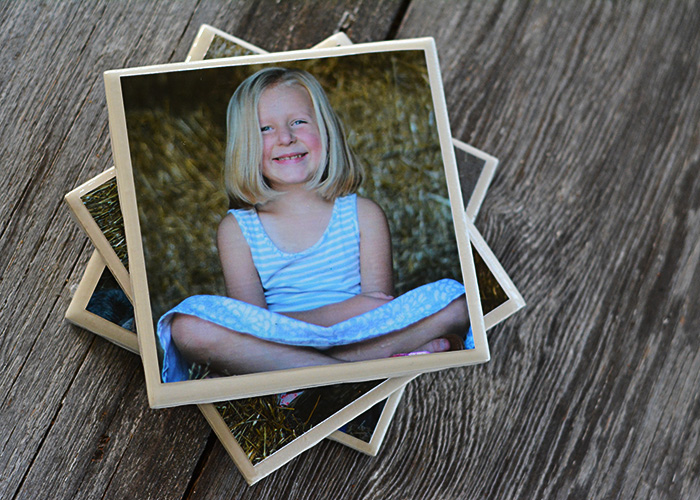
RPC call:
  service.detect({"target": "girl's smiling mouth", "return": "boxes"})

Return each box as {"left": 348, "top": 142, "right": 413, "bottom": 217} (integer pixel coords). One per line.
{"left": 273, "top": 152, "right": 308, "bottom": 162}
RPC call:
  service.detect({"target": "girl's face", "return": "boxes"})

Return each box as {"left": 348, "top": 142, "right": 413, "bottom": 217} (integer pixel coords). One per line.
{"left": 258, "top": 83, "right": 323, "bottom": 191}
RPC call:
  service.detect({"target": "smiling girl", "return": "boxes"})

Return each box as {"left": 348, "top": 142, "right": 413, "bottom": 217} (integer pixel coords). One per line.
{"left": 156, "top": 67, "right": 472, "bottom": 382}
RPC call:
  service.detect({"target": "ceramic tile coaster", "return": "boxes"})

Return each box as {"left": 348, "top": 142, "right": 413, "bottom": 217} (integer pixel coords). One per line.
{"left": 65, "top": 31, "right": 415, "bottom": 485}
{"left": 104, "top": 38, "right": 489, "bottom": 406}
{"left": 64, "top": 137, "right": 522, "bottom": 476}
{"left": 64, "top": 147, "right": 521, "bottom": 483}
{"left": 65, "top": 26, "right": 523, "bottom": 483}
{"left": 66, "top": 137, "right": 523, "bottom": 468}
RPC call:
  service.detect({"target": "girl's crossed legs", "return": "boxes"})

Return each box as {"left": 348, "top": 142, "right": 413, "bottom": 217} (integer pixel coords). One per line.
{"left": 170, "top": 296, "right": 469, "bottom": 376}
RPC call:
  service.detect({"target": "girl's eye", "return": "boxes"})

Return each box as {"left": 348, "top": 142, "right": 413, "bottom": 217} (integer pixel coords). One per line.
{"left": 292, "top": 119, "right": 307, "bottom": 126}
{"left": 260, "top": 125, "right": 271, "bottom": 132}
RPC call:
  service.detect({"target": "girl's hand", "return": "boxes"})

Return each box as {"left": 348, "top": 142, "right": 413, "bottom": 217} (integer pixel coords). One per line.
{"left": 280, "top": 292, "right": 392, "bottom": 327}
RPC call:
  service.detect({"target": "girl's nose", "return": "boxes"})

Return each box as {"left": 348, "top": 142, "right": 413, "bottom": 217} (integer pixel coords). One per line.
{"left": 278, "top": 126, "right": 296, "bottom": 145}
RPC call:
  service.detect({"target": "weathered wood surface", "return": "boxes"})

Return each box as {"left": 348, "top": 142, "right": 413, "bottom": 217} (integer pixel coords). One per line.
{"left": 1, "top": 1, "right": 698, "bottom": 498}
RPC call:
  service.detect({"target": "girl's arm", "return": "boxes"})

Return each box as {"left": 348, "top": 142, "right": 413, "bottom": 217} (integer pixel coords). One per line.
{"left": 217, "top": 213, "right": 267, "bottom": 308}
{"left": 280, "top": 197, "right": 394, "bottom": 326}
{"left": 357, "top": 196, "right": 394, "bottom": 296}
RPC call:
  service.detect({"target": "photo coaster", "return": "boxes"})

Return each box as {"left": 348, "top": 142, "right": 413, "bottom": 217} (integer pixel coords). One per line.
{"left": 65, "top": 172, "right": 408, "bottom": 460}
{"left": 67, "top": 32, "right": 416, "bottom": 484}
{"left": 64, "top": 137, "right": 522, "bottom": 480}
{"left": 67, "top": 32, "right": 415, "bottom": 485}
{"left": 104, "top": 37, "right": 490, "bottom": 407}
{"left": 66, "top": 27, "right": 523, "bottom": 482}
{"left": 182, "top": 27, "right": 515, "bottom": 452}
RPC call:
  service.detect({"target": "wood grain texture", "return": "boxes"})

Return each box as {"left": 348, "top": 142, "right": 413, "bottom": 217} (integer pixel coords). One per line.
{"left": 1, "top": 0, "right": 698, "bottom": 499}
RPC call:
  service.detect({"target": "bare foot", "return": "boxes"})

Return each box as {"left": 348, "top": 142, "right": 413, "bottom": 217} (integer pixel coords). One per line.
{"left": 414, "top": 334, "right": 465, "bottom": 353}
{"left": 391, "top": 335, "right": 465, "bottom": 357}
{"left": 414, "top": 338, "right": 450, "bottom": 353}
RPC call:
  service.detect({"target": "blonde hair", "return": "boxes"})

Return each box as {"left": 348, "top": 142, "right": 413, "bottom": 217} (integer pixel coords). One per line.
{"left": 225, "top": 67, "right": 363, "bottom": 209}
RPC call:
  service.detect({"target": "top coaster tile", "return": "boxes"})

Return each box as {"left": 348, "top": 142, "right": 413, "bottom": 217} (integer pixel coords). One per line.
{"left": 104, "top": 38, "right": 488, "bottom": 408}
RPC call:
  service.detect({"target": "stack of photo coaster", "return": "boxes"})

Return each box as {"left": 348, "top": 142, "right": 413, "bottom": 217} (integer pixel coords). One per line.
{"left": 64, "top": 26, "right": 525, "bottom": 485}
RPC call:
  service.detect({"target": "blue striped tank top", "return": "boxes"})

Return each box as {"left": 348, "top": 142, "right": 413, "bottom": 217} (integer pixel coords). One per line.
{"left": 229, "top": 194, "right": 361, "bottom": 312}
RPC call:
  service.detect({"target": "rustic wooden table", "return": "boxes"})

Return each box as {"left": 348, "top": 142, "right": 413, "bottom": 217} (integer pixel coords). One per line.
{"left": 2, "top": 1, "right": 698, "bottom": 498}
